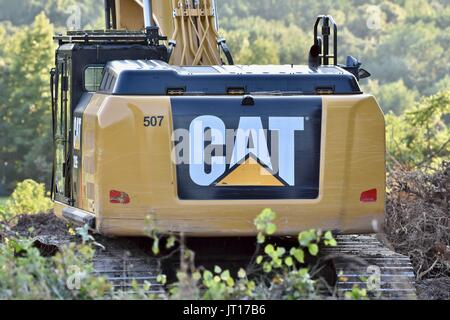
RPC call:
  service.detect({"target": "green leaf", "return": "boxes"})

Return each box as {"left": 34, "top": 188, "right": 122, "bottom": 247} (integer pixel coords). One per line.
{"left": 298, "top": 229, "right": 316, "bottom": 246}
{"left": 324, "top": 230, "right": 333, "bottom": 240}
{"left": 247, "top": 280, "right": 256, "bottom": 290}
{"left": 143, "top": 281, "right": 151, "bottom": 291}
{"left": 214, "top": 265, "right": 222, "bottom": 274}
{"left": 237, "top": 268, "right": 247, "bottom": 279}
{"left": 257, "top": 233, "right": 265, "bottom": 244}
{"left": 275, "top": 247, "right": 286, "bottom": 257}
{"left": 226, "top": 277, "right": 235, "bottom": 287}
{"left": 156, "top": 274, "right": 167, "bottom": 284}
{"left": 263, "top": 262, "right": 272, "bottom": 273}
{"left": 345, "top": 286, "right": 368, "bottom": 300}
{"left": 266, "top": 223, "right": 277, "bottom": 235}
{"left": 323, "top": 231, "right": 337, "bottom": 246}
{"left": 273, "top": 257, "right": 282, "bottom": 268}
{"left": 261, "top": 208, "right": 276, "bottom": 220}
{"left": 292, "top": 248, "right": 304, "bottom": 263}
{"left": 254, "top": 209, "right": 277, "bottom": 233}
{"left": 284, "top": 256, "right": 293, "bottom": 266}
{"left": 166, "top": 236, "right": 176, "bottom": 249}
{"left": 256, "top": 255, "right": 263, "bottom": 264}
{"left": 203, "top": 270, "right": 213, "bottom": 281}
{"left": 264, "top": 244, "right": 275, "bottom": 255}
{"left": 220, "top": 270, "right": 231, "bottom": 281}
{"left": 152, "top": 237, "right": 160, "bottom": 255}
{"left": 299, "top": 268, "right": 309, "bottom": 277}
{"left": 308, "top": 243, "right": 319, "bottom": 256}
{"left": 192, "top": 271, "right": 201, "bottom": 281}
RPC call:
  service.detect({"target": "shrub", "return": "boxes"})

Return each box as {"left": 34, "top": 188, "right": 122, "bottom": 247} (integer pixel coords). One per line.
{"left": 0, "top": 237, "right": 112, "bottom": 299}
{"left": 152, "top": 208, "right": 341, "bottom": 300}
{"left": 1, "top": 179, "right": 52, "bottom": 221}
{"left": 0, "top": 209, "right": 368, "bottom": 300}
{"left": 386, "top": 90, "right": 449, "bottom": 171}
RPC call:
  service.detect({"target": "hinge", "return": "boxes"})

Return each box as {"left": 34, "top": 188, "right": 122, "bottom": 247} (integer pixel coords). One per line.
{"left": 62, "top": 76, "right": 69, "bottom": 91}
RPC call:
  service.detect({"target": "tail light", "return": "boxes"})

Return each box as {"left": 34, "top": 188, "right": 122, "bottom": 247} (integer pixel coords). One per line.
{"left": 360, "top": 189, "right": 377, "bottom": 202}
{"left": 110, "top": 190, "right": 130, "bottom": 204}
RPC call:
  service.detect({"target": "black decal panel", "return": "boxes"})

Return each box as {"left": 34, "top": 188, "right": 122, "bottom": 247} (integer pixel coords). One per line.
{"left": 171, "top": 96, "right": 322, "bottom": 200}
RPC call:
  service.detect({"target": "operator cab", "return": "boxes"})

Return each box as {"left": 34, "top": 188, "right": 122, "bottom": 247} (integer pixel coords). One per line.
{"left": 50, "top": 30, "right": 167, "bottom": 204}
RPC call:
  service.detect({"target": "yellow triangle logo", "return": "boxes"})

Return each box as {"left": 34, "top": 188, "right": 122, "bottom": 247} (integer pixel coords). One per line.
{"left": 216, "top": 157, "right": 285, "bottom": 186}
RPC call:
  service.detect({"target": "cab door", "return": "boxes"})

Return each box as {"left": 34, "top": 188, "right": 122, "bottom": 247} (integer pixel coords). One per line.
{"left": 51, "top": 57, "right": 72, "bottom": 205}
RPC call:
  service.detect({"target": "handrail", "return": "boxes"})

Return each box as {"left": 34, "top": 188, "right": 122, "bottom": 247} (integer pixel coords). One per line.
{"left": 313, "top": 15, "right": 338, "bottom": 66}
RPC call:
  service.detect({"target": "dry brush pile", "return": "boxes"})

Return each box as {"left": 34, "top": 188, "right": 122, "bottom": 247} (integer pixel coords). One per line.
{"left": 385, "top": 162, "right": 450, "bottom": 298}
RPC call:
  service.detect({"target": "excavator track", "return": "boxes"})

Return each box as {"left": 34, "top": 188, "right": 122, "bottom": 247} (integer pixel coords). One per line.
{"left": 91, "top": 235, "right": 418, "bottom": 299}
{"left": 93, "top": 237, "right": 164, "bottom": 295}
{"left": 322, "top": 234, "right": 417, "bottom": 299}
{"left": 26, "top": 231, "right": 417, "bottom": 299}
{"left": 24, "top": 234, "right": 166, "bottom": 295}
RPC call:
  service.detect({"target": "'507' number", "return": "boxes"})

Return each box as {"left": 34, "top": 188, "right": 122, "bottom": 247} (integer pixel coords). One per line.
{"left": 144, "top": 116, "right": 164, "bottom": 127}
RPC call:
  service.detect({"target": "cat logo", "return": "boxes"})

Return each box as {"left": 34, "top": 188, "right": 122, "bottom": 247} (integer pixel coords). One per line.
{"left": 189, "top": 116, "right": 304, "bottom": 187}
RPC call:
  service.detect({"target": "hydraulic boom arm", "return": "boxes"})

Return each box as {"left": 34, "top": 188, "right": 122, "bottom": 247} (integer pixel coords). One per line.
{"left": 104, "top": 0, "right": 232, "bottom": 65}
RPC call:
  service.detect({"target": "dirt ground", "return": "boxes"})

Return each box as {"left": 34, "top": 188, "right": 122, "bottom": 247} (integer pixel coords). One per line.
{"left": 0, "top": 213, "right": 76, "bottom": 256}
{"left": 10, "top": 212, "right": 72, "bottom": 238}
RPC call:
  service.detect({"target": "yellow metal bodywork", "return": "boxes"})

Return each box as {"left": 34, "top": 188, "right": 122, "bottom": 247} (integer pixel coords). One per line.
{"left": 54, "top": 93, "right": 385, "bottom": 237}
{"left": 114, "top": 0, "right": 222, "bottom": 65}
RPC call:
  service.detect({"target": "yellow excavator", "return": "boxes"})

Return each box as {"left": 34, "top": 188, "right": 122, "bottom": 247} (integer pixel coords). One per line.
{"left": 49, "top": 0, "right": 416, "bottom": 298}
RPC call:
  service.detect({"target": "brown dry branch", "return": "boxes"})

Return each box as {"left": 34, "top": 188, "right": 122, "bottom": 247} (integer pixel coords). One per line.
{"left": 385, "top": 162, "right": 450, "bottom": 280}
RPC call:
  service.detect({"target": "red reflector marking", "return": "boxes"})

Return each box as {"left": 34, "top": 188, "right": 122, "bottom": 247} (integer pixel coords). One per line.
{"left": 110, "top": 190, "right": 130, "bottom": 204}
{"left": 360, "top": 189, "right": 377, "bottom": 202}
